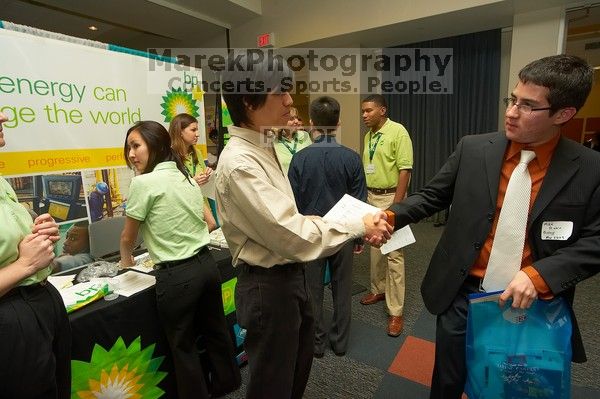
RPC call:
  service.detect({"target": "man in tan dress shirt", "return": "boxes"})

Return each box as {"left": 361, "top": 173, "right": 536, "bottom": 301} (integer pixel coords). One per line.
{"left": 215, "top": 50, "right": 392, "bottom": 399}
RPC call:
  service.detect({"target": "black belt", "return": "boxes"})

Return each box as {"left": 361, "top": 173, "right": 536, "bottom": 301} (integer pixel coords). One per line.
{"left": 238, "top": 262, "right": 303, "bottom": 274}
{"left": 368, "top": 187, "right": 396, "bottom": 195}
{"left": 1, "top": 279, "right": 48, "bottom": 301}
{"left": 153, "top": 246, "right": 209, "bottom": 271}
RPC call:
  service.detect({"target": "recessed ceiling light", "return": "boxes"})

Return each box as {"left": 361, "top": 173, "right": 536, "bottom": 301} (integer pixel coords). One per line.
{"left": 88, "top": 26, "right": 98, "bottom": 31}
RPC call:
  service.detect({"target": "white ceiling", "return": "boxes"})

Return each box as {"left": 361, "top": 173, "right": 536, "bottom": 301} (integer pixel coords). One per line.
{"left": 0, "top": 0, "right": 244, "bottom": 49}
{"left": 1, "top": 0, "right": 599, "bottom": 52}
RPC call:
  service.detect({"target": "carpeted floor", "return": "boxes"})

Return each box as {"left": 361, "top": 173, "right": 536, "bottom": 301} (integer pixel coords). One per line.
{"left": 224, "top": 221, "right": 600, "bottom": 398}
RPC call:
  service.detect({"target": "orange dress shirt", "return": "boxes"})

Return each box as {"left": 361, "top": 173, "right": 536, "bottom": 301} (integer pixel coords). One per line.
{"left": 470, "top": 134, "right": 561, "bottom": 299}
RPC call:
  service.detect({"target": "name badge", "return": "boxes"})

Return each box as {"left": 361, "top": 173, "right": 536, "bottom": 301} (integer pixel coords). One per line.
{"left": 541, "top": 221, "right": 573, "bottom": 241}
{"left": 365, "top": 164, "right": 376, "bottom": 174}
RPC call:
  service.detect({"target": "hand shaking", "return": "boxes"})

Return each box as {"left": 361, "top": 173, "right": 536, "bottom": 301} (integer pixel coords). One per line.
{"left": 362, "top": 211, "right": 393, "bottom": 247}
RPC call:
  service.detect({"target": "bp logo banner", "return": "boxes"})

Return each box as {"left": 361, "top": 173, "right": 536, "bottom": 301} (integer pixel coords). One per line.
{"left": 71, "top": 336, "right": 167, "bottom": 398}
{"left": 0, "top": 27, "right": 206, "bottom": 176}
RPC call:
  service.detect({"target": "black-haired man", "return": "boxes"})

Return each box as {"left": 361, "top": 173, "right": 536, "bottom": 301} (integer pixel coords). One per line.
{"left": 288, "top": 96, "right": 367, "bottom": 358}
{"left": 386, "top": 54, "right": 599, "bottom": 399}
{"left": 360, "top": 94, "right": 413, "bottom": 337}
{"left": 215, "top": 51, "right": 392, "bottom": 399}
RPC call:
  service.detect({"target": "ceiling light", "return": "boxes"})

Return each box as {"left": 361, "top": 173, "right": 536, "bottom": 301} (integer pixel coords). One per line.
{"left": 88, "top": 26, "right": 98, "bottom": 31}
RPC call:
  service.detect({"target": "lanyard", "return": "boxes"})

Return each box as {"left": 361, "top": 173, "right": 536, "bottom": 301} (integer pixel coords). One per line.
{"left": 281, "top": 136, "right": 299, "bottom": 155}
{"left": 186, "top": 152, "right": 197, "bottom": 176}
{"left": 368, "top": 132, "right": 382, "bottom": 162}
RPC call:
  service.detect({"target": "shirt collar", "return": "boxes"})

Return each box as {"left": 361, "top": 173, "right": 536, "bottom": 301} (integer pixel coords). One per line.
{"left": 152, "top": 161, "right": 178, "bottom": 171}
{"left": 279, "top": 130, "right": 303, "bottom": 143}
{"left": 369, "top": 118, "right": 390, "bottom": 136}
{"left": 313, "top": 134, "right": 337, "bottom": 144}
{"left": 506, "top": 133, "right": 560, "bottom": 170}
{"left": 229, "top": 125, "right": 275, "bottom": 148}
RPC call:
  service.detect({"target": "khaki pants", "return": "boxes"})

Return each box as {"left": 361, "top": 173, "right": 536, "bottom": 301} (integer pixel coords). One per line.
{"left": 367, "top": 191, "right": 405, "bottom": 317}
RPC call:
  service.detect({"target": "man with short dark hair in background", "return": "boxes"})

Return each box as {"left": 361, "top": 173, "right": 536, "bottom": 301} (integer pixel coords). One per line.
{"left": 288, "top": 96, "right": 367, "bottom": 358}
{"left": 360, "top": 94, "right": 413, "bottom": 337}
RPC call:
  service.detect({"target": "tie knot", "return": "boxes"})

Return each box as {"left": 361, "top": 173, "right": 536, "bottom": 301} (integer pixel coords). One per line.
{"left": 520, "top": 150, "right": 536, "bottom": 165}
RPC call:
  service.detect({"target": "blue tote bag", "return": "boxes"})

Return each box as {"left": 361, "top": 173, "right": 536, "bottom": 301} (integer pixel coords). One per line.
{"left": 465, "top": 292, "right": 572, "bottom": 399}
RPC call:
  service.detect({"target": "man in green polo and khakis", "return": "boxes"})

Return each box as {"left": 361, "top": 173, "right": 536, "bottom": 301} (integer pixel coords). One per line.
{"left": 360, "top": 94, "right": 413, "bottom": 337}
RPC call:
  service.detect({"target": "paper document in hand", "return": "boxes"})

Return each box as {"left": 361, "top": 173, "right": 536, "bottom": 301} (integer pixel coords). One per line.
{"left": 323, "top": 194, "right": 416, "bottom": 254}
{"left": 380, "top": 225, "right": 416, "bottom": 254}
{"left": 323, "top": 194, "right": 380, "bottom": 222}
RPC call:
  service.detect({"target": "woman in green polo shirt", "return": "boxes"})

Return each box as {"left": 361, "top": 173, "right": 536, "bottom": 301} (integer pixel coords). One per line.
{"left": 169, "top": 113, "right": 220, "bottom": 223}
{"left": 119, "top": 121, "right": 240, "bottom": 399}
{"left": 168, "top": 113, "right": 213, "bottom": 186}
{"left": 0, "top": 111, "right": 71, "bottom": 397}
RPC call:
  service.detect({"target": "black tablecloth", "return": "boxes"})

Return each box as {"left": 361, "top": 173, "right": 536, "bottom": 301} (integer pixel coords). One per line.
{"left": 68, "top": 247, "right": 240, "bottom": 398}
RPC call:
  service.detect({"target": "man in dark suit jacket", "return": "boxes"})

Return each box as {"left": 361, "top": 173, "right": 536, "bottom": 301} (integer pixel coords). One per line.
{"left": 288, "top": 96, "right": 367, "bottom": 358}
{"left": 382, "top": 55, "right": 599, "bottom": 399}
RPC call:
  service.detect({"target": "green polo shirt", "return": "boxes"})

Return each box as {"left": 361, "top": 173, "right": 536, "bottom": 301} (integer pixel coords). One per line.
{"left": 126, "top": 161, "right": 209, "bottom": 264}
{"left": 274, "top": 130, "right": 312, "bottom": 174}
{"left": 183, "top": 147, "right": 207, "bottom": 177}
{"left": 362, "top": 118, "right": 413, "bottom": 189}
{"left": 0, "top": 177, "right": 51, "bottom": 285}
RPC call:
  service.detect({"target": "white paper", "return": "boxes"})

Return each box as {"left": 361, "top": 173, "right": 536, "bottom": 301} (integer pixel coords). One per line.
{"left": 113, "top": 270, "right": 156, "bottom": 297}
{"left": 129, "top": 252, "right": 154, "bottom": 274}
{"left": 58, "top": 280, "right": 105, "bottom": 308}
{"left": 380, "top": 225, "right": 416, "bottom": 254}
{"left": 323, "top": 194, "right": 416, "bottom": 253}
{"left": 200, "top": 173, "right": 216, "bottom": 200}
{"left": 48, "top": 274, "right": 76, "bottom": 290}
{"left": 323, "top": 194, "right": 380, "bottom": 222}
{"left": 541, "top": 221, "right": 573, "bottom": 241}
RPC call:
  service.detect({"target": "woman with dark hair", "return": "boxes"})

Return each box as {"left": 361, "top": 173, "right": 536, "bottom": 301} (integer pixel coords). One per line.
{"left": 119, "top": 121, "right": 240, "bottom": 399}
{"left": 169, "top": 113, "right": 213, "bottom": 186}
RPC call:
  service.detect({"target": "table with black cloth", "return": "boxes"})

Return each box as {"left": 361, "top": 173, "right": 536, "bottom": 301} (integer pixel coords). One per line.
{"left": 68, "top": 247, "right": 243, "bottom": 398}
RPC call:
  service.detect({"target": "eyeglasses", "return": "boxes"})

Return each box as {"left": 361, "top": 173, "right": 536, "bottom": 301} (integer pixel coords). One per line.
{"left": 503, "top": 98, "right": 552, "bottom": 114}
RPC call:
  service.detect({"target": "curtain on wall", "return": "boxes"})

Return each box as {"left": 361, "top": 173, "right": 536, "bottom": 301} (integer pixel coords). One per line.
{"left": 384, "top": 29, "right": 501, "bottom": 193}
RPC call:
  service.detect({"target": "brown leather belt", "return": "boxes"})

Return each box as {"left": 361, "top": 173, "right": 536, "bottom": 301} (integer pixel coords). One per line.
{"left": 368, "top": 187, "right": 396, "bottom": 195}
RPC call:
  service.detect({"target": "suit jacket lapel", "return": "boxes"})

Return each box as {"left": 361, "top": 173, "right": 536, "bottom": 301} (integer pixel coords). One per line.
{"left": 484, "top": 133, "right": 507, "bottom": 206}
{"left": 530, "top": 137, "right": 580, "bottom": 224}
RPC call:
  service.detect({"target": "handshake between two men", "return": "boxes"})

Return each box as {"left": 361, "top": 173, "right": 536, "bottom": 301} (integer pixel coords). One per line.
{"left": 362, "top": 211, "right": 394, "bottom": 248}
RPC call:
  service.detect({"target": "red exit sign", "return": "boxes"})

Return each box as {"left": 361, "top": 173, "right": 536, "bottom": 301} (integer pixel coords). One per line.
{"left": 257, "top": 32, "right": 275, "bottom": 48}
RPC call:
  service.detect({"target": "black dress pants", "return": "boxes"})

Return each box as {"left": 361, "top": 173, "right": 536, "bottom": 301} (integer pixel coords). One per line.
{"left": 155, "top": 247, "right": 241, "bottom": 399}
{"left": 430, "top": 277, "right": 481, "bottom": 399}
{"left": 0, "top": 282, "right": 71, "bottom": 399}
{"left": 235, "top": 262, "right": 315, "bottom": 399}
{"left": 305, "top": 241, "right": 353, "bottom": 354}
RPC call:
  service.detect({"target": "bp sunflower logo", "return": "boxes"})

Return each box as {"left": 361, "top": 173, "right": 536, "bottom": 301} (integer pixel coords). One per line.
{"left": 72, "top": 336, "right": 167, "bottom": 398}
{"left": 160, "top": 88, "right": 200, "bottom": 122}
